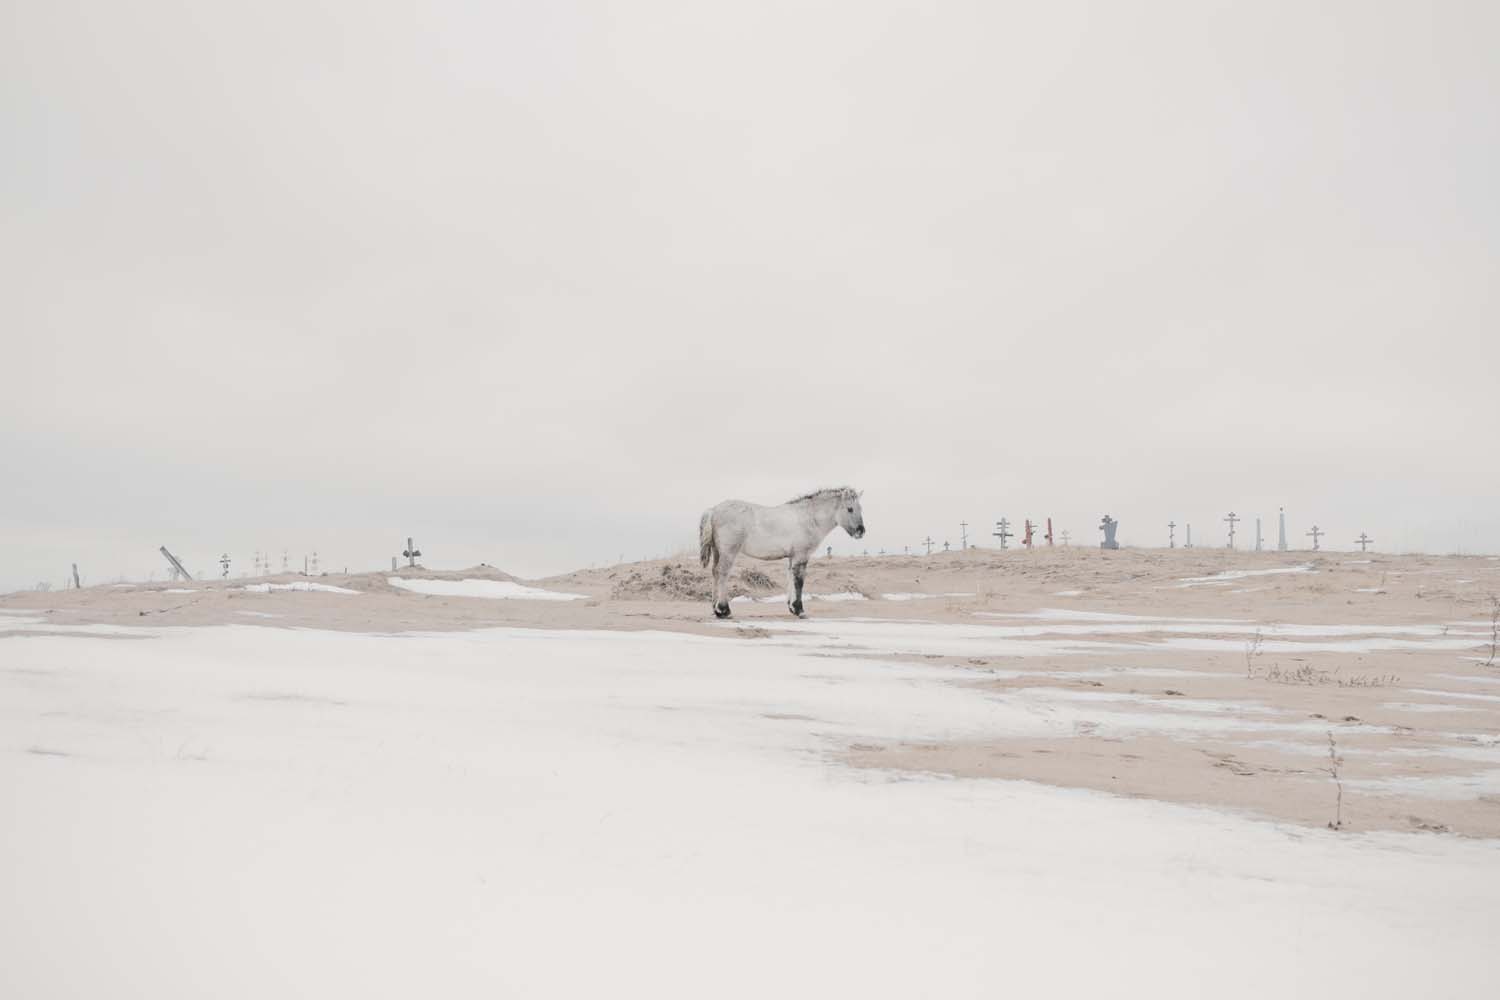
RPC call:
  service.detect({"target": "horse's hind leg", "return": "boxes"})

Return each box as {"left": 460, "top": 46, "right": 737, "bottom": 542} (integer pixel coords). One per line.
{"left": 788, "top": 558, "right": 807, "bottom": 618}
{"left": 712, "top": 547, "right": 735, "bottom": 619}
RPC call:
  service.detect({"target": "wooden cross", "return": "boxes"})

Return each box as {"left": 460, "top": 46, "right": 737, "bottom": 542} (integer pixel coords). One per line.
{"left": 1168, "top": 521, "right": 1176, "bottom": 548}
{"left": 923, "top": 536, "right": 935, "bottom": 555}
{"left": 1354, "top": 532, "right": 1374, "bottom": 552}
{"left": 1185, "top": 523, "right": 1192, "bottom": 549}
{"left": 1307, "top": 525, "right": 1324, "bottom": 551}
{"left": 960, "top": 522, "right": 969, "bottom": 549}
{"left": 1045, "top": 517, "right": 1054, "bottom": 546}
{"left": 220, "top": 553, "right": 230, "bottom": 578}
{"left": 1224, "top": 512, "right": 1239, "bottom": 549}
{"left": 1060, "top": 529, "right": 1071, "bottom": 546}
{"left": 403, "top": 537, "right": 422, "bottom": 568}
{"left": 993, "top": 518, "right": 1013, "bottom": 550}
{"left": 1022, "top": 519, "right": 1036, "bottom": 549}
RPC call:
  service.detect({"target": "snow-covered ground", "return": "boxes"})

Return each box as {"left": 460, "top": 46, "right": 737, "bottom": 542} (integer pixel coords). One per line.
{"left": 387, "top": 577, "right": 585, "bottom": 600}
{"left": 2, "top": 624, "right": 1496, "bottom": 998}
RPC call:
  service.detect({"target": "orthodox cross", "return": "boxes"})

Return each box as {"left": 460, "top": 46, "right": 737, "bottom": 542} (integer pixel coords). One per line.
{"left": 1354, "top": 532, "right": 1373, "bottom": 552}
{"left": 403, "top": 537, "right": 422, "bottom": 568}
{"left": 1168, "top": 521, "right": 1176, "bottom": 548}
{"left": 1022, "top": 519, "right": 1037, "bottom": 549}
{"left": 993, "top": 518, "right": 1013, "bottom": 550}
{"left": 220, "top": 553, "right": 230, "bottom": 578}
{"left": 1307, "top": 525, "right": 1324, "bottom": 551}
{"left": 923, "top": 536, "right": 935, "bottom": 556}
{"left": 1224, "top": 512, "right": 1239, "bottom": 549}
{"left": 960, "top": 521, "right": 969, "bottom": 549}
{"left": 1060, "top": 529, "right": 1071, "bottom": 545}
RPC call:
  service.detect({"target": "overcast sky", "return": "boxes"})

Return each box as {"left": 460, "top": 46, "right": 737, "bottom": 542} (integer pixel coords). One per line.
{"left": 3, "top": 1, "right": 1497, "bottom": 591}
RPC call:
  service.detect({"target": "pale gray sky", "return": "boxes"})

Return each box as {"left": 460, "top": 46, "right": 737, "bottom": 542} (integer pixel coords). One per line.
{"left": 4, "top": 1, "right": 1497, "bottom": 591}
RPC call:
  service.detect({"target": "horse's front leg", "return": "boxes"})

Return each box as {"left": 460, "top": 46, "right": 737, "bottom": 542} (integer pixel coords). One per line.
{"left": 787, "top": 557, "right": 807, "bottom": 618}
{"left": 713, "top": 549, "right": 735, "bottom": 619}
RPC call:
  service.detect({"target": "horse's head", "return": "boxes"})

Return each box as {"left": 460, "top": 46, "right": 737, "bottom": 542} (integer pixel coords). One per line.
{"left": 835, "top": 489, "right": 866, "bottom": 539}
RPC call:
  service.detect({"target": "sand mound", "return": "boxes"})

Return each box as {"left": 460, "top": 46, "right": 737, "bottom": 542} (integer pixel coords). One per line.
{"left": 610, "top": 563, "right": 779, "bottom": 601}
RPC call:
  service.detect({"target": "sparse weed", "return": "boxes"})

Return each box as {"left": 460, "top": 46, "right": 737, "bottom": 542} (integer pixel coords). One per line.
{"left": 1244, "top": 627, "right": 1265, "bottom": 677}
{"left": 1248, "top": 662, "right": 1399, "bottom": 688}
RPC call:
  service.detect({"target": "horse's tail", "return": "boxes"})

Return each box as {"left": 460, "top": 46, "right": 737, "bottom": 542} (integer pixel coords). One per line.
{"left": 699, "top": 509, "right": 715, "bottom": 569}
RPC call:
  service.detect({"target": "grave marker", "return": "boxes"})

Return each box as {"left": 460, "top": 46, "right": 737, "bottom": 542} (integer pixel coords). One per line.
{"left": 1099, "top": 515, "right": 1120, "bottom": 550}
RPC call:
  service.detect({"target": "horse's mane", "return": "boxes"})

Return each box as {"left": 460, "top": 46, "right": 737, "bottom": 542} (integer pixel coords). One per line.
{"left": 786, "top": 486, "right": 858, "bottom": 505}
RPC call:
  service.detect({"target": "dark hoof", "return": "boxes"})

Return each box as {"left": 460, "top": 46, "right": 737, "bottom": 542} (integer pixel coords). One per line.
{"left": 713, "top": 602, "right": 731, "bottom": 619}
{"left": 789, "top": 602, "right": 805, "bottom": 618}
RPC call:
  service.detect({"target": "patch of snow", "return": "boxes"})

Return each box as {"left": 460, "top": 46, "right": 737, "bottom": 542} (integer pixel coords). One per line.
{"left": 978, "top": 609, "right": 1246, "bottom": 624}
{"left": 1175, "top": 565, "right": 1316, "bottom": 587}
{"left": 1408, "top": 688, "right": 1500, "bottom": 704}
{"left": 387, "top": 577, "right": 584, "bottom": 601}
{"left": 1052, "top": 590, "right": 1084, "bottom": 597}
{"left": 755, "top": 592, "right": 866, "bottom": 603}
{"left": 110, "top": 583, "right": 135, "bottom": 588}
{"left": 1435, "top": 673, "right": 1500, "bottom": 686}
{"left": 881, "top": 592, "right": 976, "bottom": 601}
{"left": 163, "top": 588, "right": 197, "bottom": 594}
{"left": 235, "top": 611, "right": 280, "bottom": 618}
{"left": 241, "top": 582, "right": 361, "bottom": 595}
{"left": 1347, "top": 770, "right": 1500, "bottom": 801}
{"left": 1353, "top": 588, "right": 1386, "bottom": 594}
{"left": 1381, "top": 703, "right": 1483, "bottom": 714}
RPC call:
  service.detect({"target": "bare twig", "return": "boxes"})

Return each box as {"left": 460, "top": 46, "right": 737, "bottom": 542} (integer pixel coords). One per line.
{"left": 1326, "top": 732, "right": 1345, "bottom": 830}
{"left": 1486, "top": 595, "right": 1499, "bottom": 668}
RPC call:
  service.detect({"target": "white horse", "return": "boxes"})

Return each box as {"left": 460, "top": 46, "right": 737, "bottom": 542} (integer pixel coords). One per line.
{"left": 699, "top": 487, "right": 866, "bottom": 619}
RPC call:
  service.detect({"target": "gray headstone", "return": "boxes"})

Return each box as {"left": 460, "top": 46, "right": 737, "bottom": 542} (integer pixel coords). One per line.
{"left": 1099, "top": 515, "right": 1120, "bottom": 550}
